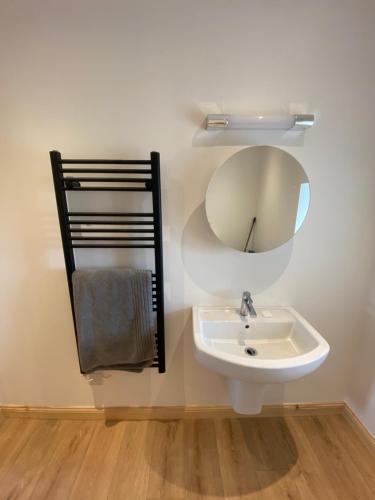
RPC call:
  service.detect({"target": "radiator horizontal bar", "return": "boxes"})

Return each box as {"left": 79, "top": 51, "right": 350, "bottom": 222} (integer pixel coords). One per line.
{"left": 65, "top": 177, "right": 151, "bottom": 183}
{"left": 68, "top": 212, "right": 154, "bottom": 217}
{"left": 64, "top": 187, "right": 149, "bottom": 192}
{"left": 62, "top": 159, "right": 151, "bottom": 165}
{"left": 71, "top": 244, "right": 155, "bottom": 248}
{"left": 62, "top": 168, "right": 151, "bottom": 174}
{"left": 69, "top": 228, "right": 154, "bottom": 233}
{"left": 70, "top": 237, "right": 154, "bottom": 241}
{"left": 69, "top": 220, "right": 154, "bottom": 225}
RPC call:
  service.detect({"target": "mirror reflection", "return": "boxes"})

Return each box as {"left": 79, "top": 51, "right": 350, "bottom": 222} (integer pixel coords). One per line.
{"left": 205, "top": 146, "right": 310, "bottom": 253}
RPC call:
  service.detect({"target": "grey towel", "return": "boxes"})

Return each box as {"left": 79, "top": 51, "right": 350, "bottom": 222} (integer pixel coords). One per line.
{"left": 72, "top": 268, "right": 156, "bottom": 373}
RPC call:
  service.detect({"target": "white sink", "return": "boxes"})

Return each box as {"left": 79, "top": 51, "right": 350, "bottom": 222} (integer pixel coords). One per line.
{"left": 193, "top": 306, "right": 330, "bottom": 414}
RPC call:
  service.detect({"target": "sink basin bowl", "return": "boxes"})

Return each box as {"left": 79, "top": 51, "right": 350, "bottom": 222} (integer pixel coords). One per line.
{"left": 193, "top": 306, "right": 330, "bottom": 414}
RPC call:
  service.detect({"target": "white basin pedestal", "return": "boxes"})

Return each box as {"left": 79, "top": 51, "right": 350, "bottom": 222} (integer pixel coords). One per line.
{"left": 228, "top": 379, "right": 266, "bottom": 414}
{"left": 192, "top": 306, "right": 330, "bottom": 415}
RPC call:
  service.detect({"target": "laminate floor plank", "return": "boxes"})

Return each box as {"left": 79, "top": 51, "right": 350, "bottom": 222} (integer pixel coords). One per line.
{"left": 146, "top": 420, "right": 185, "bottom": 499}
{"left": 283, "top": 416, "right": 339, "bottom": 500}
{"left": 298, "top": 416, "right": 374, "bottom": 500}
{"left": 314, "top": 414, "right": 375, "bottom": 497}
{"left": 27, "top": 420, "right": 96, "bottom": 500}
{"left": 239, "top": 417, "right": 297, "bottom": 471}
{"left": 68, "top": 420, "right": 126, "bottom": 500}
{"left": 183, "top": 419, "right": 224, "bottom": 500}
{"left": 0, "top": 419, "right": 61, "bottom": 499}
{"left": 214, "top": 418, "right": 264, "bottom": 500}
{"left": 256, "top": 466, "right": 316, "bottom": 500}
{"left": 0, "top": 418, "right": 37, "bottom": 470}
{"left": 343, "top": 412, "right": 375, "bottom": 457}
{"left": 108, "top": 420, "right": 151, "bottom": 500}
{"left": 323, "top": 413, "right": 375, "bottom": 489}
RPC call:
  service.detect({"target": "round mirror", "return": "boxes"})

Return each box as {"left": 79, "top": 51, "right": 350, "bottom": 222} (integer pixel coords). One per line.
{"left": 205, "top": 146, "right": 310, "bottom": 253}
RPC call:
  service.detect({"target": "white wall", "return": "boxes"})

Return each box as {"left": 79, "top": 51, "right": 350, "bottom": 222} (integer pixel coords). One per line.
{"left": 1, "top": 0, "right": 375, "bottom": 409}
{"left": 346, "top": 268, "right": 375, "bottom": 436}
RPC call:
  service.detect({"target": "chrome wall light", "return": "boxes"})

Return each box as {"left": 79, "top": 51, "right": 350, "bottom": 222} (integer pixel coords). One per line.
{"left": 206, "top": 114, "right": 314, "bottom": 131}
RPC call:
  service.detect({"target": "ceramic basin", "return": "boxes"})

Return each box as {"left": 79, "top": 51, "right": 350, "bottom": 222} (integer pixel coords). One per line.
{"left": 193, "top": 306, "right": 330, "bottom": 414}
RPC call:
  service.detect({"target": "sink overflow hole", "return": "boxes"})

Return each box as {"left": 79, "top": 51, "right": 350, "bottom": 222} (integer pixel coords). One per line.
{"left": 245, "top": 347, "right": 258, "bottom": 356}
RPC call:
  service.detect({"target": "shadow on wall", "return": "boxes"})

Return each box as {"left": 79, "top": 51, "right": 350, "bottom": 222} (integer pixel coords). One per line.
{"left": 193, "top": 127, "right": 306, "bottom": 148}
{"left": 87, "top": 308, "right": 229, "bottom": 408}
{"left": 181, "top": 203, "right": 293, "bottom": 297}
{"left": 87, "top": 309, "right": 188, "bottom": 407}
{"left": 347, "top": 292, "right": 375, "bottom": 413}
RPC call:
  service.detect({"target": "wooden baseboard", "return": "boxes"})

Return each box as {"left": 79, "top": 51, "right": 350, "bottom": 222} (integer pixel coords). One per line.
{"left": 2, "top": 402, "right": 372, "bottom": 454}
{"left": 343, "top": 403, "right": 375, "bottom": 454}
{"left": 0, "top": 402, "right": 345, "bottom": 421}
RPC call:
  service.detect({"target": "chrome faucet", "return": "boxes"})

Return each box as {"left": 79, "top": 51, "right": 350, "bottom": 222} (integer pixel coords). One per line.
{"left": 240, "top": 291, "right": 257, "bottom": 317}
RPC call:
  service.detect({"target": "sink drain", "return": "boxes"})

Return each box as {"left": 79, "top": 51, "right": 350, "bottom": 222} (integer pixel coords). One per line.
{"left": 245, "top": 347, "right": 258, "bottom": 356}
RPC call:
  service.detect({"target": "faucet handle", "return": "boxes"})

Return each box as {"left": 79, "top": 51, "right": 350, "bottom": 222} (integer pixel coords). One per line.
{"left": 242, "top": 291, "right": 252, "bottom": 302}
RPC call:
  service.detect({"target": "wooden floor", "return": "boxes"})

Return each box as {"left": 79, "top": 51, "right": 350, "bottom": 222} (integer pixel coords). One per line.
{"left": 0, "top": 414, "right": 374, "bottom": 499}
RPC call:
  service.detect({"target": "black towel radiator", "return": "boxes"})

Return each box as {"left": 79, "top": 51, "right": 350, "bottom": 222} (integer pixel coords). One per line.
{"left": 50, "top": 150, "right": 165, "bottom": 373}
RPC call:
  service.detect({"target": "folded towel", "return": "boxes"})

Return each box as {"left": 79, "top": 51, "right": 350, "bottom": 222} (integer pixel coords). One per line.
{"left": 72, "top": 268, "right": 156, "bottom": 373}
